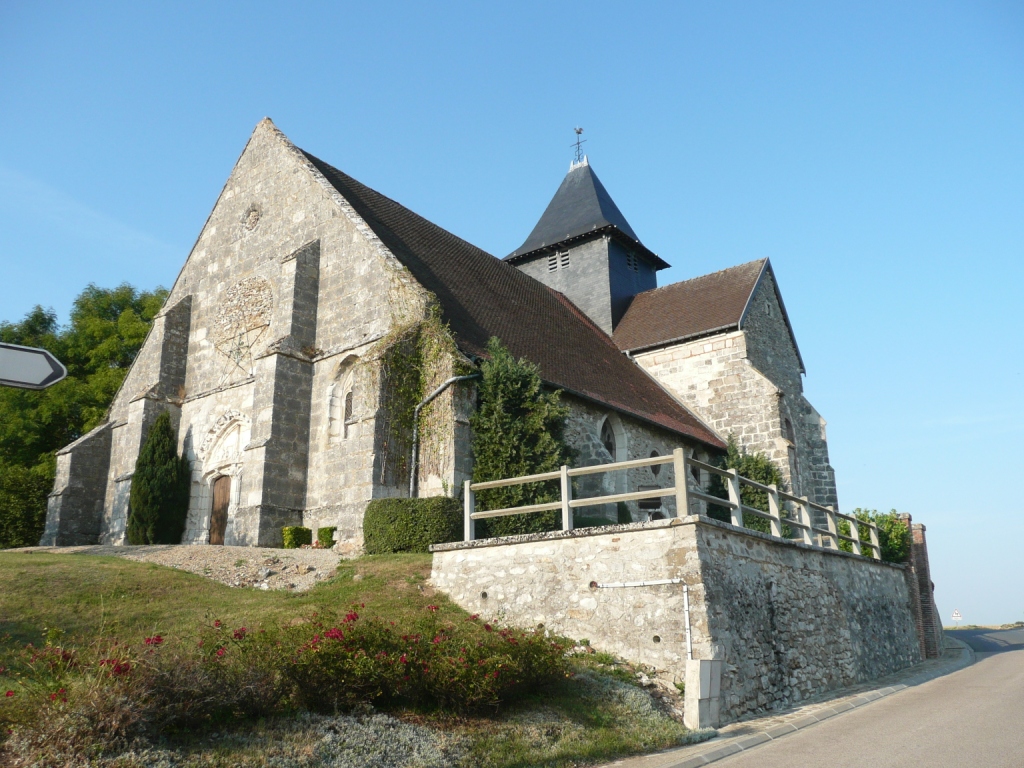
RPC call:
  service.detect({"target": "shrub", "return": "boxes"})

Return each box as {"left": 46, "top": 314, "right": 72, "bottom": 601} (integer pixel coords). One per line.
{"left": 838, "top": 509, "right": 911, "bottom": 563}
{"left": 707, "top": 435, "right": 788, "bottom": 536}
{"left": 317, "top": 526, "right": 337, "bottom": 549}
{"left": 470, "top": 337, "right": 572, "bottom": 537}
{"left": 0, "top": 608, "right": 570, "bottom": 762}
{"left": 282, "top": 526, "right": 312, "bottom": 549}
{"left": 126, "top": 412, "right": 190, "bottom": 545}
{"left": 616, "top": 502, "right": 632, "bottom": 525}
{"left": 363, "top": 498, "right": 460, "bottom": 554}
{"left": 0, "top": 457, "right": 53, "bottom": 548}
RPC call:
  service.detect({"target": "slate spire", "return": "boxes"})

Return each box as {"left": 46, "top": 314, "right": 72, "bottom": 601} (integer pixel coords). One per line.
{"left": 506, "top": 157, "right": 665, "bottom": 267}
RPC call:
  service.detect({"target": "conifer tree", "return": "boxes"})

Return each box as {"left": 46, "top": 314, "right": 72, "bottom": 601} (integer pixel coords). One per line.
{"left": 127, "top": 412, "right": 190, "bottom": 545}
{"left": 470, "top": 337, "right": 572, "bottom": 536}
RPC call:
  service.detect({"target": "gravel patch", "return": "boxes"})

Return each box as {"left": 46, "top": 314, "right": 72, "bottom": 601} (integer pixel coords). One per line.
{"left": 16, "top": 545, "right": 342, "bottom": 592}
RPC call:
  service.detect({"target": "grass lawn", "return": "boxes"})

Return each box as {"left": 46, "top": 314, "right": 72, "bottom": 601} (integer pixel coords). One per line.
{"left": 0, "top": 551, "right": 712, "bottom": 767}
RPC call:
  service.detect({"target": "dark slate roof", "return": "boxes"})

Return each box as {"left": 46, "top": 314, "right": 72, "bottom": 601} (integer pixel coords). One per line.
{"left": 303, "top": 150, "right": 723, "bottom": 450}
{"left": 613, "top": 259, "right": 805, "bottom": 372}
{"left": 506, "top": 160, "right": 669, "bottom": 269}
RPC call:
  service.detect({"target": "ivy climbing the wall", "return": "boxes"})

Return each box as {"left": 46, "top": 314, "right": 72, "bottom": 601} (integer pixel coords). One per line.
{"left": 470, "top": 337, "right": 572, "bottom": 537}
{"left": 372, "top": 305, "right": 469, "bottom": 489}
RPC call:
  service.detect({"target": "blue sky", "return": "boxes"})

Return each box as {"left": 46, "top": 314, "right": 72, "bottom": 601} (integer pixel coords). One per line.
{"left": 1, "top": 1, "right": 1022, "bottom": 623}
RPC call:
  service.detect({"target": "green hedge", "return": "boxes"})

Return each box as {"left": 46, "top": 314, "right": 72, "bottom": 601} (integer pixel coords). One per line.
{"left": 363, "top": 497, "right": 461, "bottom": 554}
{"left": 317, "top": 526, "right": 337, "bottom": 549}
{"left": 282, "top": 526, "right": 312, "bottom": 549}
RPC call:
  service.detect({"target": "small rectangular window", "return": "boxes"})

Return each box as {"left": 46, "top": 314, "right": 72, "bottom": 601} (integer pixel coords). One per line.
{"left": 626, "top": 252, "right": 638, "bottom": 272}
{"left": 547, "top": 254, "right": 558, "bottom": 272}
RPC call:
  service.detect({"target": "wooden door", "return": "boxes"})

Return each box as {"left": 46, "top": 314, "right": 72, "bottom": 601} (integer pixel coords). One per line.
{"left": 209, "top": 476, "right": 230, "bottom": 545}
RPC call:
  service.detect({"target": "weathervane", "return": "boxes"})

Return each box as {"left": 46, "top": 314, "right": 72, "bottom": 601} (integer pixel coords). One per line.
{"left": 572, "top": 127, "right": 586, "bottom": 164}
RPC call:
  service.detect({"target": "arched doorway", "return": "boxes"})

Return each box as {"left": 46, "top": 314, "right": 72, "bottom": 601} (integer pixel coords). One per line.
{"left": 209, "top": 475, "right": 231, "bottom": 545}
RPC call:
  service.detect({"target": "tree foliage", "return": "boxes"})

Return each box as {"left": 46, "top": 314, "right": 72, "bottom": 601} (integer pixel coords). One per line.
{"left": 839, "top": 509, "right": 911, "bottom": 563}
{"left": 708, "top": 435, "right": 786, "bottom": 534}
{"left": 0, "top": 283, "right": 166, "bottom": 547}
{"left": 470, "top": 337, "right": 572, "bottom": 537}
{"left": 127, "top": 412, "right": 190, "bottom": 545}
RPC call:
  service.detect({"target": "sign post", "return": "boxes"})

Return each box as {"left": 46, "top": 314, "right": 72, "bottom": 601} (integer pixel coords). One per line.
{"left": 0, "top": 343, "right": 67, "bottom": 390}
{"left": 951, "top": 609, "right": 962, "bottom": 629}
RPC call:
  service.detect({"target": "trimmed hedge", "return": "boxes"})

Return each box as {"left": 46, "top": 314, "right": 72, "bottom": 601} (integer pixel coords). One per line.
{"left": 282, "top": 526, "right": 312, "bottom": 549}
{"left": 363, "top": 497, "right": 461, "bottom": 554}
{"left": 317, "top": 526, "right": 337, "bottom": 549}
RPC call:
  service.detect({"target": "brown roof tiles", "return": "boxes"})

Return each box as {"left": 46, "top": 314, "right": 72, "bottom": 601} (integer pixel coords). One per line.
{"left": 613, "top": 260, "right": 767, "bottom": 352}
{"left": 303, "top": 151, "right": 724, "bottom": 450}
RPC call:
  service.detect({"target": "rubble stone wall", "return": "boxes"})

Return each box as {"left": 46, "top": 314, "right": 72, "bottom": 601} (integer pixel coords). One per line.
{"left": 431, "top": 515, "right": 920, "bottom": 725}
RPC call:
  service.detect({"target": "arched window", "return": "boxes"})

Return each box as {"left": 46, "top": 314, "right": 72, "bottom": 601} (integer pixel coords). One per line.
{"left": 328, "top": 360, "right": 358, "bottom": 443}
{"left": 650, "top": 450, "right": 661, "bottom": 478}
{"left": 343, "top": 390, "right": 354, "bottom": 438}
{"left": 601, "top": 419, "right": 616, "bottom": 458}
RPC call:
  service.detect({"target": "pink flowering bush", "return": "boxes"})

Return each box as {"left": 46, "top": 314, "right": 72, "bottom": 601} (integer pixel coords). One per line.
{"left": 1, "top": 606, "right": 569, "bottom": 762}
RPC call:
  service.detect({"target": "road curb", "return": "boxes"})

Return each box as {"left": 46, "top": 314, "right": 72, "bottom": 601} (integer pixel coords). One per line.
{"left": 600, "top": 638, "right": 975, "bottom": 768}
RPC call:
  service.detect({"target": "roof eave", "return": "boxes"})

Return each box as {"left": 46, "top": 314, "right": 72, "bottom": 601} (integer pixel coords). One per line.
{"left": 505, "top": 225, "right": 670, "bottom": 270}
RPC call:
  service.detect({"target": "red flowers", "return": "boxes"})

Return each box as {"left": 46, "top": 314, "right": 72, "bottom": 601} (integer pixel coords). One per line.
{"left": 484, "top": 624, "right": 493, "bottom": 632}
{"left": 98, "top": 659, "right": 131, "bottom": 676}
{"left": 233, "top": 627, "right": 247, "bottom": 640}
{"left": 323, "top": 628, "right": 344, "bottom": 641}
{"left": 4, "top": 691, "right": 13, "bottom": 697}
{"left": 426, "top": 605, "right": 439, "bottom": 613}
{"left": 144, "top": 635, "right": 163, "bottom": 646}
{"left": 343, "top": 611, "right": 359, "bottom": 623}
{"left": 215, "top": 647, "right": 226, "bottom": 657}
{"left": 213, "top": 620, "right": 222, "bottom": 628}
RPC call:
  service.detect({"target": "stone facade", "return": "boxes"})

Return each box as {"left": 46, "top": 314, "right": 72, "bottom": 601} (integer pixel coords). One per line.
{"left": 564, "top": 398, "right": 715, "bottom": 522}
{"left": 632, "top": 272, "right": 839, "bottom": 514}
{"left": 41, "top": 119, "right": 710, "bottom": 552}
{"left": 431, "top": 515, "right": 922, "bottom": 727}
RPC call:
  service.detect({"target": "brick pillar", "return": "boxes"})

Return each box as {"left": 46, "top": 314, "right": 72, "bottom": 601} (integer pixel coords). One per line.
{"left": 899, "top": 513, "right": 927, "bottom": 660}
{"left": 911, "top": 523, "right": 942, "bottom": 658}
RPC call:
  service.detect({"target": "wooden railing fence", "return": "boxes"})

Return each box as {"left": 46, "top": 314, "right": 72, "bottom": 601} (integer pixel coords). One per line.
{"left": 463, "top": 448, "right": 880, "bottom": 560}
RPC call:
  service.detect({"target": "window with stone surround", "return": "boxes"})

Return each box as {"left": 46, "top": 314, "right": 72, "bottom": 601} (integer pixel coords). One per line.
{"left": 328, "top": 358, "right": 358, "bottom": 443}
{"left": 601, "top": 419, "right": 616, "bottom": 458}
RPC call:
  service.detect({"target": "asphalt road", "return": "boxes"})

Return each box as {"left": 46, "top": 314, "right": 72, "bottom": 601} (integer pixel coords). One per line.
{"left": 712, "top": 628, "right": 1024, "bottom": 768}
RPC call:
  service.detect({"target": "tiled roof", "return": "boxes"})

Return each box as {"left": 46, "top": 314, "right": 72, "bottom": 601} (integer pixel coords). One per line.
{"left": 303, "top": 151, "right": 723, "bottom": 449}
{"left": 613, "top": 260, "right": 768, "bottom": 352}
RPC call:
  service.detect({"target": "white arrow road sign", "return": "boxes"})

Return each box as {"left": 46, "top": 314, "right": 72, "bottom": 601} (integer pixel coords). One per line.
{"left": 0, "top": 342, "right": 67, "bottom": 390}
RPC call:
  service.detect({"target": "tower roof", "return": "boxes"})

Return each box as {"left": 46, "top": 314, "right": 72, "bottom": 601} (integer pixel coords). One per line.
{"left": 506, "top": 158, "right": 669, "bottom": 269}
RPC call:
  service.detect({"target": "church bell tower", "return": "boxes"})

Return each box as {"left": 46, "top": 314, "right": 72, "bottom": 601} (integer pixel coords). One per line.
{"left": 505, "top": 156, "right": 668, "bottom": 336}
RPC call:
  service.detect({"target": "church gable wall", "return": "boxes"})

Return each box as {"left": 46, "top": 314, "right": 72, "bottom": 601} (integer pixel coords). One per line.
{"left": 83, "top": 120, "right": 432, "bottom": 546}
{"left": 742, "top": 271, "right": 803, "bottom": 396}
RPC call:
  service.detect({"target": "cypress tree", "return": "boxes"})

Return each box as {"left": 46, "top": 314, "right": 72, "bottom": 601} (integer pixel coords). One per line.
{"left": 127, "top": 412, "right": 190, "bottom": 545}
{"left": 470, "top": 337, "right": 572, "bottom": 536}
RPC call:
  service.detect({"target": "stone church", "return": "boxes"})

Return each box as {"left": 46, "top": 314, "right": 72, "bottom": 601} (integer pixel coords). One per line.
{"left": 41, "top": 119, "right": 839, "bottom": 550}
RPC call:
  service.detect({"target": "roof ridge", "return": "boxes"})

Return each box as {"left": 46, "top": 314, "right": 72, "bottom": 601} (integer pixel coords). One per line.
{"left": 636, "top": 258, "right": 768, "bottom": 298}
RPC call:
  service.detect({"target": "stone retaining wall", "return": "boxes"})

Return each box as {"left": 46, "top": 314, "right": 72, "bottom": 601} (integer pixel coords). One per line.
{"left": 431, "top": 515, "right": 921, "bottom": 727}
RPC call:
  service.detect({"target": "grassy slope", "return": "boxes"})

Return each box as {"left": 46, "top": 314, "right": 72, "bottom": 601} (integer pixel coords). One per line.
{"left": 0, "top": 552, "right": 435, "bottom": 651}
{"left": 0, "top": 551, "right": 709, "bottom": 768}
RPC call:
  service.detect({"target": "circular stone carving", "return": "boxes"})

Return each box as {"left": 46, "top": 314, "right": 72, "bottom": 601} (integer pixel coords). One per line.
{"left": 243, "top": 204, "right": 261, "bottom": 231}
